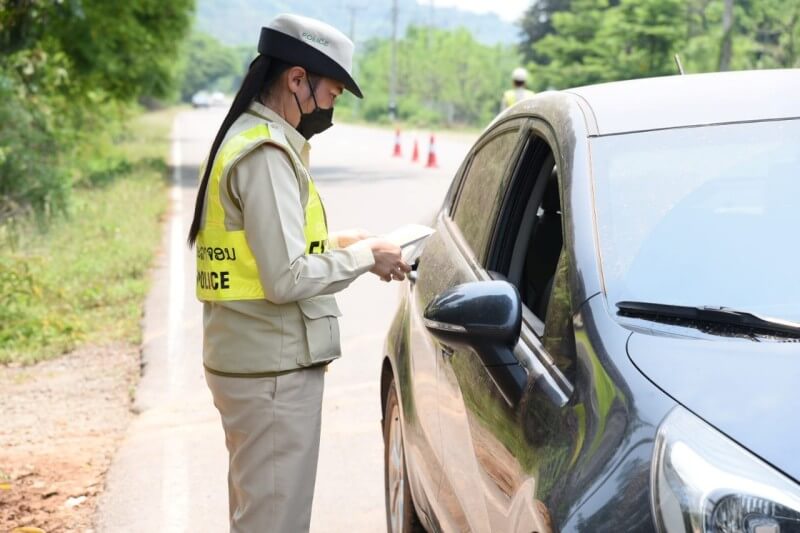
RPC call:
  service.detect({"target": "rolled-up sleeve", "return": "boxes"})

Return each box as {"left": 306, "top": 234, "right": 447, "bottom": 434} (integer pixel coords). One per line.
{"left": 230, "top": 144, "right": 375, "bottom": 305}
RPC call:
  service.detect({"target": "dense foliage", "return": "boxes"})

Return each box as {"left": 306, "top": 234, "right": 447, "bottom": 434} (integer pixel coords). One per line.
{"left": 341, "top": 26, "right": 521, "bottom": 127}
{"left": 179, "top": 31, "right": 244, "bottom": 102}
{"left": 518, "top": 0, "right": 800, "bottom": 90}
{"left": 0, "top": 0, "right": 193, "bottom": 219}
{"left": 0, "top": 110, "right": 174, "bottom": 364}
{"left": 4, "top": 0, "right": 799, "bottom": 208}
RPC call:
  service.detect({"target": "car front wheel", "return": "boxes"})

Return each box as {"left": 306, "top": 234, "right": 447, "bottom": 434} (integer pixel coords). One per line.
{"left": 384, "top": 379, "right": 425, "bottom": 533}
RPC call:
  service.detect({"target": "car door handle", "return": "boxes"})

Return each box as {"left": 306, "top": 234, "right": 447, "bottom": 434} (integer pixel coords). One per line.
{"left": 408, "top": 257, "right": 420, "bottom": 285}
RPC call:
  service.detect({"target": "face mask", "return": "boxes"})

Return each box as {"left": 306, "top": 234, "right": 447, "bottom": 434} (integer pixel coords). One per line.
{"left": 294, "top": 78, "right": 333, "bottom": 140}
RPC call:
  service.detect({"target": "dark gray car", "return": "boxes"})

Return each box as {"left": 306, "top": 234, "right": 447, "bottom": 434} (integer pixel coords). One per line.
{"left": 379, "top": 69, "right": 800, "bottom": 532}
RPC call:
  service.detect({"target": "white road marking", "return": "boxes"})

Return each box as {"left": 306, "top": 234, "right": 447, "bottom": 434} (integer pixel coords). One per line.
{"left": 162, "top": 118, "right": 189, "bottom": 532}
{"left": 167, "top": 120, "right": 185, "bottom": 392}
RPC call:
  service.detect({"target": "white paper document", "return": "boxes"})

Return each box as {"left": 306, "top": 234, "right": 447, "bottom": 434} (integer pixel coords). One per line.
{"left": 382, "top": 224, "right": 435, "bottom": 249}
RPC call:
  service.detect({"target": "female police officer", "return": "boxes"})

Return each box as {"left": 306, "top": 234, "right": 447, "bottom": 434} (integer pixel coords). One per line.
{"left": 187, "top": 13, "right": 410, "bottom": 533}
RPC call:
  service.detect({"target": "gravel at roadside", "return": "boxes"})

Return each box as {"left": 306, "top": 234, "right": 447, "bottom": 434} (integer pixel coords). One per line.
{"left": 0, "top": 342, "right": 140, "bottom": 532}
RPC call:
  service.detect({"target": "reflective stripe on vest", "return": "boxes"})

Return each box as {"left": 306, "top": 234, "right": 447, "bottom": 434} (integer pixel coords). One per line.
{"left": 196, "top": 122, "right": 328, "bottom": 301}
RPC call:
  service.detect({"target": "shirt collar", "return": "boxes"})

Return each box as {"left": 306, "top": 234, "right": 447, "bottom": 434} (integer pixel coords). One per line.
{"left": 247, "top": 100, "right": 310, "bottom": 163}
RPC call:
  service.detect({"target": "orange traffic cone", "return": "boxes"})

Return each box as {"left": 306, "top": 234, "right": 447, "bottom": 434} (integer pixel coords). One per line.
{"left": 411, "top": 138, "right": 419, "bottom": 162}
{"left": 425, "top": 134, "right": 438, "bottom": 168}
{"left": 392, "top": 128, "right": 402, "bottom": 157}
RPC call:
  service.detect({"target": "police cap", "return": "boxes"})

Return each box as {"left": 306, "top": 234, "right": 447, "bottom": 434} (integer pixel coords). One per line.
{"left": 259, "top": 14, "right": 363, "bottom": 98}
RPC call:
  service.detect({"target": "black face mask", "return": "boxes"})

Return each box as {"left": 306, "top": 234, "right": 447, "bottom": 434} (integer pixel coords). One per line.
{"left": 294, "top": 78, "right": 333, "bottom": 140}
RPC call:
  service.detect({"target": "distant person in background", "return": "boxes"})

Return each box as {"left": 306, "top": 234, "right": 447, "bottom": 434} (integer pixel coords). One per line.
{"left": 187, "top": 13, "right": 410, "bottom": 533}
{"left": 501, "top": 67, "right": 536, "bottom": 111}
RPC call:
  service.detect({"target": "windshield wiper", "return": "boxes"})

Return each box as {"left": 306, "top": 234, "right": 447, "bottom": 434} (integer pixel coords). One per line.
{"left": 616, "top": 301, "right": 800, "bottom": 337}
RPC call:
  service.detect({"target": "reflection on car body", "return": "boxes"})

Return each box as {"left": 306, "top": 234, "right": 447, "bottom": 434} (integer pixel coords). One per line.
{"left": 379, "top": 69, "right": 800, "bottom": 533}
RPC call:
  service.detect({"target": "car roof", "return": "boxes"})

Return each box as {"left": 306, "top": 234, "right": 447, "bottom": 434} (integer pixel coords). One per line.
{"left": 564, "top": 69, "right": 800, "bottom": 136}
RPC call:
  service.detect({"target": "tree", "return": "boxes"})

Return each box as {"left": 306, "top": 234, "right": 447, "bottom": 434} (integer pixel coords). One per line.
{"left": 1, "top": 0, "right": 195, "bottom": 100}
{"left": 603, "top": 0, "right": 687, "bottom": 78}
{"left": 518, "top": 0, "right": 573, "bottom": 64}
{"left": 747, "top": 0, "right": 800, "bottom": 67}
{"left": 719, "top": 0, "right": 734, "bottom": 69}
{"left": 349, "top": 26, "right": 520, "bottom": 126}
{"left": 54, "top": 0, "right": 194, "bottom": 100}
{"left": 532, "top": 0, "right": 688, "bottom": 87}
{"left": 0, "top": 0, "right": 195, "bottom": 217}
{"left": 179, "top": 32, "right": 241, "bottom": 101}
{"left": 681, "top": 0, "right": 800, "bottom": 72}
{"left": 533, "top": 0, "right": 614, "bottom": 89}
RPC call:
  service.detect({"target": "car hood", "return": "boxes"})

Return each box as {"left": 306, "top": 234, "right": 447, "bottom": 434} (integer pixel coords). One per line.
{"left": 627, "top": 331, "right": 800, "bottom": 483}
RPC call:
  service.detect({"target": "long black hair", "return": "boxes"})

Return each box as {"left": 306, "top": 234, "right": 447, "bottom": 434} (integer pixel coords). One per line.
{"left": 187, "top": 55, "right": 291, "bottom": 246}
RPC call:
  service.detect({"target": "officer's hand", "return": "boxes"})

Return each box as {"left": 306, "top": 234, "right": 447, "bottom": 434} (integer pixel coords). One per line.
{"left": 364, "top": 238, "right": 412, "bottom": 282}
{"left": 335, "top": 228, "right": 373, "bottom": 248}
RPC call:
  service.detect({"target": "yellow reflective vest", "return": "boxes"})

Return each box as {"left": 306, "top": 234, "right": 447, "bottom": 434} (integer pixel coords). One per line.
{"left": 196, "top": 122, "right": 328, "bottom": 301}
{"left": 502, "top": 88, "right": 536, "bottom": 109}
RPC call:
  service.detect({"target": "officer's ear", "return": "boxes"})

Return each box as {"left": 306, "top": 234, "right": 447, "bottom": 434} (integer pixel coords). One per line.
{"left": 286, "top": 66, "right": 307, "bottom": 95}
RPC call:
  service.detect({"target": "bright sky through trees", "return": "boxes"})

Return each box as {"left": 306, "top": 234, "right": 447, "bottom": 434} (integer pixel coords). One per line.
{"left": 422, "top": 0, "right": 529, "bottom": 22}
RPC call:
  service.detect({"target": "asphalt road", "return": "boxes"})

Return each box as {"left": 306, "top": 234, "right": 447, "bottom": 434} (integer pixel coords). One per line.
{"left": 95, "top": 108, "right": 475, "bottom": 532}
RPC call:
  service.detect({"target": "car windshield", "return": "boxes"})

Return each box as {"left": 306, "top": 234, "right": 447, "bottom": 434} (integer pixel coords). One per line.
{"left": 591, "top": 118, "right": 800, "bottom": 324}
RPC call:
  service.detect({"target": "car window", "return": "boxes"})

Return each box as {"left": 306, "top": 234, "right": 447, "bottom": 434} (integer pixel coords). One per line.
{"left": 487, "top": 128, "right": 577, "bottom": 382}
{"left": 542, "top": 248, "right": 576, "bottom": 383}
{"left": 487, "top": 132, "right": 561, "bottom": 323}
{"left": 517, "top": 154, "right": 577, "bottom": 382}
{"left": 519, "top": 169, "right": 562, "bottom": 321}
{"left": 452, "top": 129, "right": 520, "bottom": 262}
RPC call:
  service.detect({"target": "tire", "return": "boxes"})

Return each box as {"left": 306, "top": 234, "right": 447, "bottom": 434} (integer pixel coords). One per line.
{"left": 384, "top": 379, "right": 426, "bottom": 533}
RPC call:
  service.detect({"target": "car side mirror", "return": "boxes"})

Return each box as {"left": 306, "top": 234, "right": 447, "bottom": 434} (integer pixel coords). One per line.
{"left": 423, "top": 280, "right": 522, "bottom": 364}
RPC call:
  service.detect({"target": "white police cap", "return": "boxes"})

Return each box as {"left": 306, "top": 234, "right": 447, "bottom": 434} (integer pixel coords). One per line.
{"left": 259, "top": 14, "right": 363, "bottom": 98}
{"left": 512, "top": 67, "right": 529, "bottom": 83}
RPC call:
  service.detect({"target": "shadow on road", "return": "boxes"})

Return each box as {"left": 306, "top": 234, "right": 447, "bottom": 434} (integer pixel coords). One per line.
{"left": 311, "top": 165, "right": 439, "bottom": 183}
{"left": 171, "top": 163, "right": 440, "bottom": 189}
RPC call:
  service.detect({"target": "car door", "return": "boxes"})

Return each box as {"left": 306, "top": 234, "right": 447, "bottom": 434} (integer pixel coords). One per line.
{"left": 434, "top": 122, "right": 578, "bottom": 532}
{"left": 408, "top": 118, "right": 527, "bottom": 531}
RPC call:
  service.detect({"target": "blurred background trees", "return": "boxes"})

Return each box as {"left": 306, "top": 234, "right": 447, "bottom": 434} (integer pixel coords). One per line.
{"left": 2, "top": 0, "right": 800, "bottom": 220}
{"left": 519, "top": 0, "right": 800, "bottom": 90}
{"left": 0, "top": 0, "right": 193, "bottom": 219}
{"left": 340, "top": 26, "right": 519, "bottom": 127}
{"left": 303, "top": 0, "right": 800, "bottom": 126}
{"left": 179, "top": 31, "right": 243, "bottom": 102}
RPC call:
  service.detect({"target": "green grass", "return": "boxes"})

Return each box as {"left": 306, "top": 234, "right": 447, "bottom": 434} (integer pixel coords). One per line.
{"left": 0, "top": 109, "right": 176, "bottom": 365}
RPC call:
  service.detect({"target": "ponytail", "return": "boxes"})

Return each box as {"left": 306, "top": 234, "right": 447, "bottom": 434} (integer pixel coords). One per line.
{"left": 187, "top": 55, "right": 290, "bottom": 246}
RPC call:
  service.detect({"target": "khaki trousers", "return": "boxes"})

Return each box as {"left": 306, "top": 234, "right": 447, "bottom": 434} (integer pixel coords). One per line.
{"left": 205, "top": 366, "right": 325, "bottom": 533}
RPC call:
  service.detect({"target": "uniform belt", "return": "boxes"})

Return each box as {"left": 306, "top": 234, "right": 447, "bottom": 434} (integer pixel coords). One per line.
{"left": 203, "top": 361, "right": 331, "bottom": 378}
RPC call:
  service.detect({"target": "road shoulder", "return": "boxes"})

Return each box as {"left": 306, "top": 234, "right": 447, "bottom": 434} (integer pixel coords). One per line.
{"left": 0, "top": 342, "right": 140, "bottom": 531}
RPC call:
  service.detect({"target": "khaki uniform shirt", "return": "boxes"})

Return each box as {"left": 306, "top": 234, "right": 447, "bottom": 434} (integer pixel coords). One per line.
{"left": 201, "top": 101, "right": 375, "bottom": 376}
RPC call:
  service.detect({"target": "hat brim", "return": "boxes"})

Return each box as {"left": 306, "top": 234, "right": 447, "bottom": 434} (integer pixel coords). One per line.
{"left": 258, "top": 28, "right": 363, "bottom": 99}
